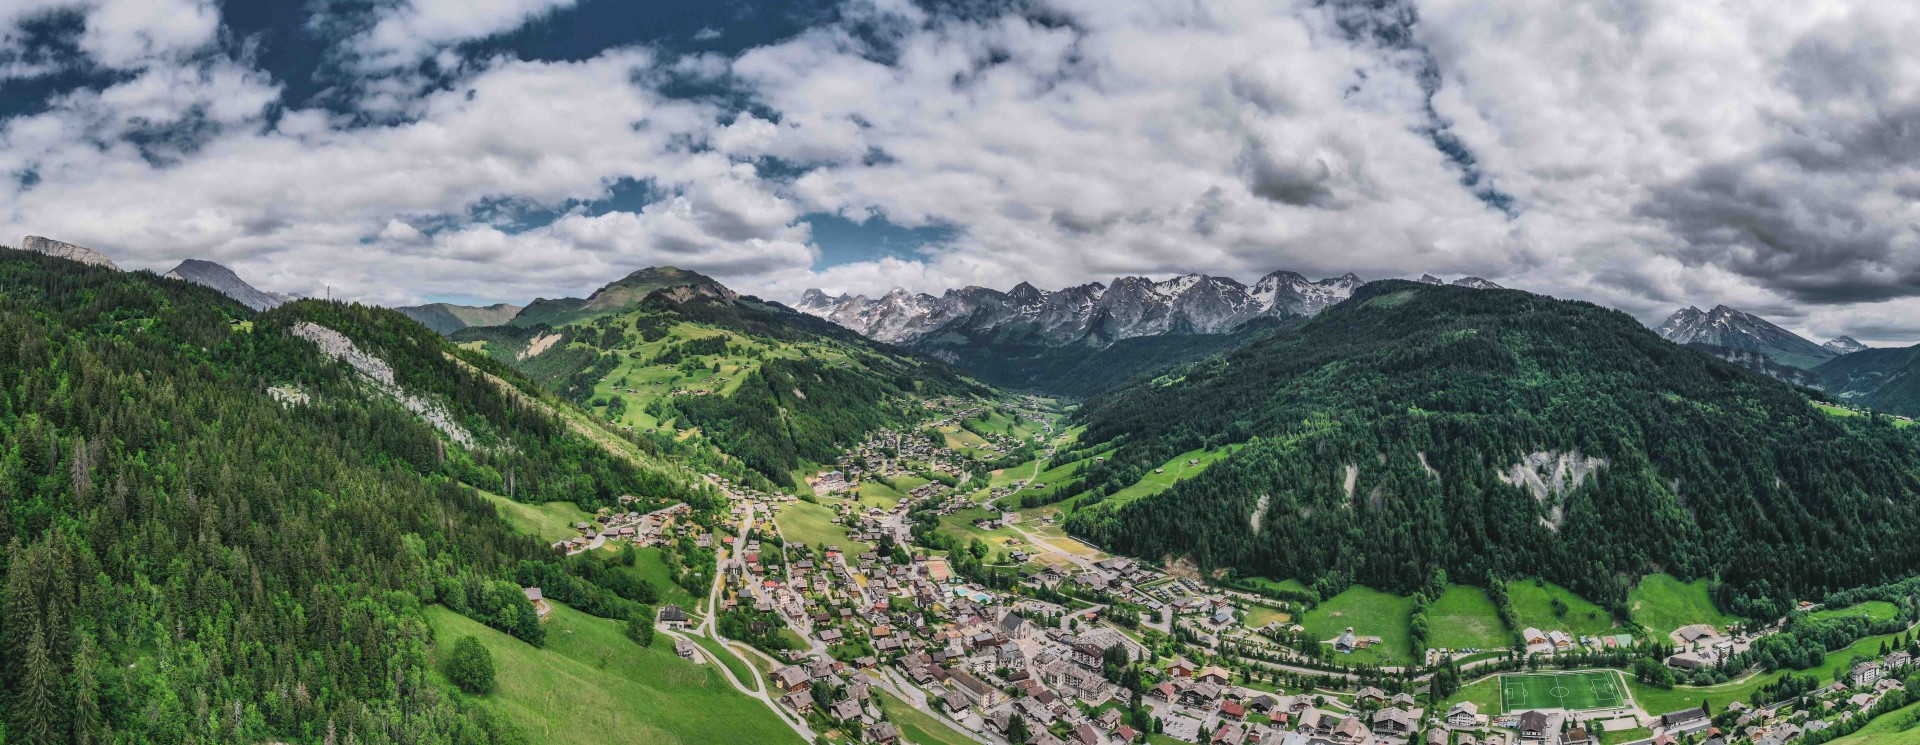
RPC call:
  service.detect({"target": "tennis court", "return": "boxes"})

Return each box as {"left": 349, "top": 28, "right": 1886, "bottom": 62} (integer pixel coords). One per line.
{"left": 1499, "top": 671, "right": 1626, "bottom": 712}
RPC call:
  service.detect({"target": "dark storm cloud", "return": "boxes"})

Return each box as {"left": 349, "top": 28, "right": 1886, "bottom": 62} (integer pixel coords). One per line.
{"left": 1637, "top": 98, "right": 1920, "bottom": 305}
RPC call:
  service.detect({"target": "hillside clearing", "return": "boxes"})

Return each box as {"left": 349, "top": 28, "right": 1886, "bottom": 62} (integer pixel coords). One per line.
{"left": 424, "top": 603, "right": 800, "bottom": 745}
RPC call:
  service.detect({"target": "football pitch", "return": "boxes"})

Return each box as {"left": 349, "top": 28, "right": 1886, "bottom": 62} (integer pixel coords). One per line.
{"left": 1499, "top": 671, "right": 1627, "bottom": 712}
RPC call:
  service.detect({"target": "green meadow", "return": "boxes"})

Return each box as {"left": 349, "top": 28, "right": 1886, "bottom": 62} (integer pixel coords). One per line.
{"left": 425, "top": 603, "right": 800, "bottom": 745}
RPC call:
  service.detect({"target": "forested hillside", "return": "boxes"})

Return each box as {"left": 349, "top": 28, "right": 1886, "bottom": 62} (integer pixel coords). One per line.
{"left": 1059, "top": 281, "right": 1920, "bottom": 618}
{"left": 1818, "top": 344, "right": 1920, "bottom": 418}
{"left": 459, "top": 267, "right": 985, "bottom": 487}
{"left": 0, "top": 249, "right": 723, "bottom": 743}
{"left": 919, "top": 325, "right": 1281, "bottom": 398}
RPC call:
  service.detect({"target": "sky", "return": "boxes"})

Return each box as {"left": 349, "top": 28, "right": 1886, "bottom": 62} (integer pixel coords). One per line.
{"left": 2, "top": 0, "right": 1919, "bottom": 344}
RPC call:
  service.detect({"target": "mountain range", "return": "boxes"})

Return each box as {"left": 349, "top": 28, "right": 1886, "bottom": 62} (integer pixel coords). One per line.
{"left": 794, "top": 270, "right": 1368, "bottom": 347}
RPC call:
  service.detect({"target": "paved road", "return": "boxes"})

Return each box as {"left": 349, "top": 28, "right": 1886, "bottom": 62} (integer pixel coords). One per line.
{"left": 693, "top": 480, "right": 819, "bottom": 742}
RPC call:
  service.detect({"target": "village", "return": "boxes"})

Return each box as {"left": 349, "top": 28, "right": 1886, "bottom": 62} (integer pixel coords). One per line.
{"left": 528, "top": 396, "right": 1920, "bottom": 745}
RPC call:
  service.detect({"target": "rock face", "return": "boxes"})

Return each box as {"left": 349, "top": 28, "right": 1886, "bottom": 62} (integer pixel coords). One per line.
{"left": 1656, "top": 305, "right": 1836, "bottom": 368}
{"left": 794, "top": 269, "right": 1368, "bottom": 347}
{"left": 21, "top": 235, "right": 118, "bottom": 269}
{"left": 1824, "top": 336, "right": 1870, "bottom": 355}
{"left": 164, "top": 259, "right": 293, "bottom": 311}
{"left": 290, "top": 322, "right": 477, "bottom": 448}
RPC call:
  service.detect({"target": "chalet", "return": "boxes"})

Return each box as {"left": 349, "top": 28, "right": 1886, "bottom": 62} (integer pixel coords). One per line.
{"left": 771, "top": 665, "right": 811, "bottom": 692}
{"left": 1447, "top": 701, "right": 1480, "bottom": 727}
{"left": 831, "top": 698, "right": 864, "bottom": 721}
{"left": 780, "top": 690, "right": 814, "bottom": 713}
{"left": 1355, "top": 686, "right": 1387, "bottom": 705}
{"left": 865, "top": 722, "right": 899, "bottom": 744}
{"left": 657, "top": 605, "right": 690, "bottom": 629}
{"left": 1372, "top": 707, "right": 1415, "bottom": 735}
{"left": 523, "top": 587, "right": 552, "bottom": 618}
{"left": 674, "top": 637, "right": 697, "bottom": 660}
{"left": 1332, "top": 715, "right": 1371, "bottom": 743}
{"left": 1519, "top": 711, "right": 1551, "bottom": 741}
{"left": 1219, "top": 699, "right": 1247, "bottom": 720}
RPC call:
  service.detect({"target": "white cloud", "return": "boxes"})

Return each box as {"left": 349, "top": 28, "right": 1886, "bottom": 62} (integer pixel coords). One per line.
{"left": 5, "top": 0, "right": 1920, "bottom": 346}
{"left": 346, "top": 0, "right": 577, "bottom": 70}
{"left": 0, "top": 0, "right": 218, "bottom": 76}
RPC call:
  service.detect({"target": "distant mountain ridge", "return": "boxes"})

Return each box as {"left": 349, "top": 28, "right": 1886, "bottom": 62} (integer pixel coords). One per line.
{"left": 163, "top": 259, "right": 294, "bottom": 311}
{"left": 794, "top": 270, "right": 1367, "bottom": 347}
{"left": 1655, "top": 305, "right": 1836, "bottom": 369}
{"left": 395, "top": 302, "right": 524, "bottom": 334}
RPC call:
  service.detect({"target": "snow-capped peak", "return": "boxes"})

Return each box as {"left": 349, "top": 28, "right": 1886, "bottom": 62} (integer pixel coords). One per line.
{"left": 791, "top": 268, "right": 1366, "bottom": 347}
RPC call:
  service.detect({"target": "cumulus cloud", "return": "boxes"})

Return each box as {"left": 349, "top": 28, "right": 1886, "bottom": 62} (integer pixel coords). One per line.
{"left": 344, "top": 0, "right": 577, "bottom": 71}
{"left": 6, "top": 0, "right": 1920, "bottom": 346}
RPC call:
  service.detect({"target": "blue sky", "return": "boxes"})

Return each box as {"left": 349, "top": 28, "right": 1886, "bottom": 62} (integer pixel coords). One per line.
{"left": 3, "top": 0, "right": 1920, "bottom": 342}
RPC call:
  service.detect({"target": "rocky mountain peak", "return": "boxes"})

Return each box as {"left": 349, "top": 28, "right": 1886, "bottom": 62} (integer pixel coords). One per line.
{"left": 794, "top": 268, "right": 1366, "bottom": 348}
{"left": 1657, "top": 304, "right": 1835, "bottom": 368}
{"left": 21, "top": 235, "right": 118, "bottom": 270}
{"left": 163, "top": 259, "right": 294, "bottom": 311}
{"left": 1823, "top": 336, "right": 1869, "bottom": 354}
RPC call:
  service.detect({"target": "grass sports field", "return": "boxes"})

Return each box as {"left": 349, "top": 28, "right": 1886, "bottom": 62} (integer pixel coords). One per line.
{"left": 1501, "top": 671, "right": 1628, "bottom": 712}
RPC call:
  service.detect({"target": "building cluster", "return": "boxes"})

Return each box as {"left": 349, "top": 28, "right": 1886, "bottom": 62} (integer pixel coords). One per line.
{"left": 548, "top": 500, "right": 692, "bottom": 554}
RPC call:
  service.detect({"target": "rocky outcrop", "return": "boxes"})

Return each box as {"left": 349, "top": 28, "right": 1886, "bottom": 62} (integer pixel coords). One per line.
{"left": 1497, "top": 450, "right": 1608, "bottom": 531}
{"left": 290, "top": 322, "right": 477, "bottom": 448}
{"left": 21, "top": 235, "right": 118, "bottom": 269}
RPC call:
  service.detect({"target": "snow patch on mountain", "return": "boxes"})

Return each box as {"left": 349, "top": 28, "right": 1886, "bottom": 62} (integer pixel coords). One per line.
{"left": 1823, "top": 336, "right": 1869, "bottom": 354}
{"left": 797, "top": 268, "right": 1365, "bottom": 347}
{"left": 1657, "top": 305, "right": 1835, "bottom": 367}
